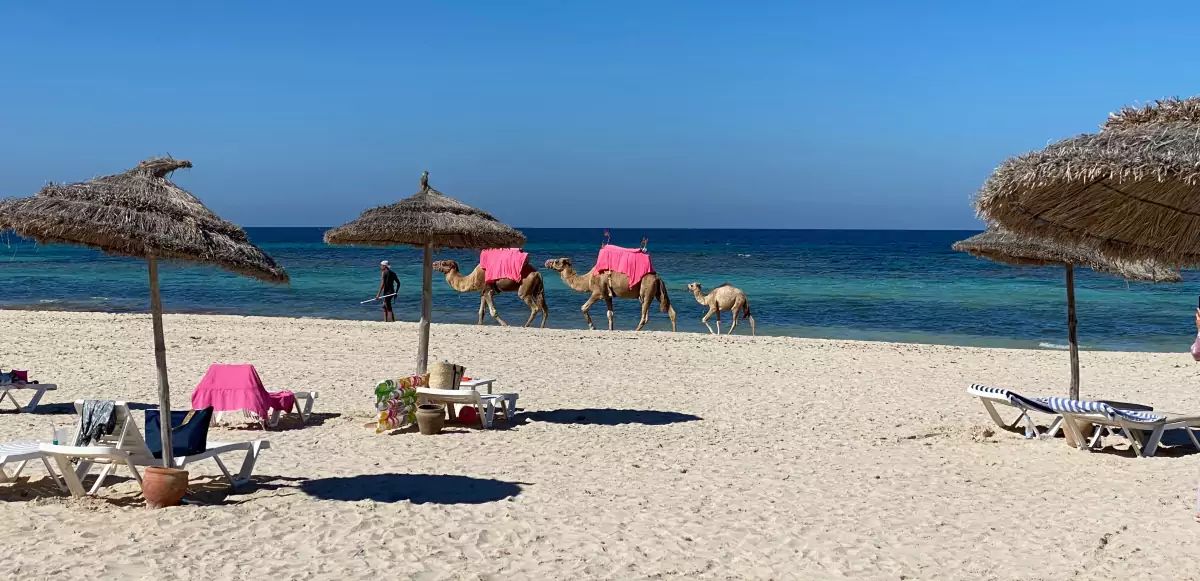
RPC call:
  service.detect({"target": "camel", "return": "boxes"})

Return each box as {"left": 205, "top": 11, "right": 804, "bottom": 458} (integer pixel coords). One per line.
{"left": 431, "top": 259, "right": 549, "bottom": 328}
{"left": 687, "top": 282, "right": 755, "bottom": 336}
{"left": 544, "top": 257, "right": 676, "bottom": 331}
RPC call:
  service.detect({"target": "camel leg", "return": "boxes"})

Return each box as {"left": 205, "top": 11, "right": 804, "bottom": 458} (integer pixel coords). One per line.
{"left": 521, "top": 295, "right": 537, "bottom": 328}
{"left": 580, "top": 294, "right": 600, "bottom": 330}
{"left": 748, "top": 313, "right": 756, "bottom": 336}
{"left": 539, "top": 295, "right": 549, "bottom": 329}
{"left": 484, "top": 291, "right": 508, "bottom": 327}
{"left": 605, "top": 295, "right": 614, "bottom": 331}
{"left": 476, "top": 294, "right": 487, "bottom": 325}
{"left": 715, "top": 310, "right": 722, "bottom": 335}
{"left": 701, "top": 307, "right": 717, "bottom": 334}
{"left": 635, "top": 295, "right": 653, "bottom": 331}
{"left": 728, "top": 302, "right": 741, "bottom": 335}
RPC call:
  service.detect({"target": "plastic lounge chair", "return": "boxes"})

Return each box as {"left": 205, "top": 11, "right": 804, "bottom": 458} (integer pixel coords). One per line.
{"left": 417, "top": 387, "right": 515, "bottom": 428}
{"left": 72, "top": 401, "right": 270, "bottom": 489}
{"left": 39, "top": 444, "right": 142, "bottom": 498}
{"left": 1041, "top": 397, "right": 1200, "bottom": 458}
{"left": 193, "top": 364, "right": 318, "bottom": 429}
{"left": 458, "top": 381, "right": 516, "bottom": 422}
{"left": 967, "top": 384, "right": 1062, "bottom": 439}
{"left": 0, "top": 440, "right": 64, "bottom": 491}
{"left": 0, "top": 382, "right": 58, "bottom": 412}
{"left": 265, "top": 389, "right": 318, "bottom": 426}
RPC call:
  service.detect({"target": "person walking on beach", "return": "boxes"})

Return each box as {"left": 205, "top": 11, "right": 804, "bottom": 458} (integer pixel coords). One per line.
{"left": 377, "top": 260, "right": 400, "bottom": 322}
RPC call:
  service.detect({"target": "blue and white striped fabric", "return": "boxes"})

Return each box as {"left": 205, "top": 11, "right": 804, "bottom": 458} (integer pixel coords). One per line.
{"left": 967, "top": 384, "right": 1009, "bottom": 398}
{"left": 968, "top": 384, "right": 1057, "bottom": 415}
{"left": 1040, "top": 397, "right": 1165, "bottom": 424}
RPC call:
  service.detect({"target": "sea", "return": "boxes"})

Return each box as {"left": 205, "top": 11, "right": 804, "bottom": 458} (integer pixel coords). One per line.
{"left": 1, "top": 228, "right": 1195, "bottom": 352}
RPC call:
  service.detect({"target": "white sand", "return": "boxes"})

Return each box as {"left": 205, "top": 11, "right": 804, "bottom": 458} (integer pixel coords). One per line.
{"left": 1, "top": 309, "right": 1199, "bottom": 579}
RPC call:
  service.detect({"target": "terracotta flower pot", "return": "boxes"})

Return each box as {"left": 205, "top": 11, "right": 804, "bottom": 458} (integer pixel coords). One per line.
{"left": 143, "top": 466, "right": 189, "bottom": 508}
{"left": 416, "top": 404, "right": 445, "bottom": 435}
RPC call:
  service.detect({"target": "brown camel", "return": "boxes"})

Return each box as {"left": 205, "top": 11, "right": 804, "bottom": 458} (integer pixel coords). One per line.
{"left": 544, "top": 257, "right": 677, "bottom": 331}
{"left": 687, "top": 282, "right": 755, "bottom": 336}
{"left": 432, "top": 259, "right": 549, "bottom": 328}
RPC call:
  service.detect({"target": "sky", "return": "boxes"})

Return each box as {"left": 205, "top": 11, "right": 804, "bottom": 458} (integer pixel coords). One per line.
{"left": 1, "top": 1, "right": 1198, "bottom": 229}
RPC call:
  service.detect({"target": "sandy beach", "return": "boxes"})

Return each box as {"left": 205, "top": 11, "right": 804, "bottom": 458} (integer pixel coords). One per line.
{"left": 2, "top": 308, "right": 1200, "bottom": 579}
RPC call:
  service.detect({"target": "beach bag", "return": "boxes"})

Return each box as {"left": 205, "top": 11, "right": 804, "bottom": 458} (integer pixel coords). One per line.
{"left": 145, "top": 407, "right": 213, "bottom": 459}
{"left": 1192, "top": 336, "right": 1200, "bottom": 361}
{"left": 11, "top": 370, "right": 28, "bottom": 383}
{"left": 429, "top": 361, "right": 465, "bottom": 389}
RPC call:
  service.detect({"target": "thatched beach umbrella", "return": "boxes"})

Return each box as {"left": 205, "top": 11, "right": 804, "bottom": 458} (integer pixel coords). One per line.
{"left": 953, "top": 228, "right": 1179, "bottom": 398}
{"left": 0, "top": 157, "right": 287, "bottom": 465}
{"left": 324, "top": 172, "right": 525, "bottom": 374}
{"left": 975, "top": 96, "right": 1200, "bottom": 266}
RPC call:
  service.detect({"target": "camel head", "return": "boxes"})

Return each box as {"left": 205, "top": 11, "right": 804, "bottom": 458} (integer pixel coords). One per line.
{"left": 687, "top": 282, "right": 704, "bottom": 295}
{"left": 431, "top": 259, "right": 459, "bottom": 274}
{"left": 544, "top": 257, "right": 572, "bottom": 272}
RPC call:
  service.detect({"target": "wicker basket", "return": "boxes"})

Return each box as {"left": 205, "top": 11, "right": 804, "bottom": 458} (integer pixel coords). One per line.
{"left": 429, "top": 361, "right": 465, "bottom": 389}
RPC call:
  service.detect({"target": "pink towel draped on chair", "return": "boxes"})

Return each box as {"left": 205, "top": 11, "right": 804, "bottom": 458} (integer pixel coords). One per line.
{"left": 594, "top": 244, "right": 655, "bottom": 287}
{"left": 479, "top": 248, "right": 532, "bottom": 284}
{"left": 191, "top": 364, "right": 294, "bottom": 420}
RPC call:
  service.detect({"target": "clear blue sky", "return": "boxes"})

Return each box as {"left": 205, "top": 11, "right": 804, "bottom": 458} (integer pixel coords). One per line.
{"left": 1, "top": 1, "right": 1197, "bottom": 229}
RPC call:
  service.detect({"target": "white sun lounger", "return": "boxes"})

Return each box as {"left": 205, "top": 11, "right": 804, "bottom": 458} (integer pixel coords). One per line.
{"left": 72, "top": 401, "right": 270, "bottom": 490}
{"left": 214, "top": 390, "right": 319, "bottom": 429}
{"left": 278, "top": 390, "right": 319, "bottom": 425}
{"left": 1042, "top": 397, "right": 1200, "bottom": 458}
{"left": 39, "top": 444, "right": 143, "bottom": 498}
{"left": 0, "top": 383, "right": 57, "bottom": 412}
{"left": 967, "top": 384, "right": 1063, "bottom": 439}
{"left": 417, "top": 388, "right": 517, "bottom": 429}
{"left": 0, "top": 440, "right": 64, "bottom": 491}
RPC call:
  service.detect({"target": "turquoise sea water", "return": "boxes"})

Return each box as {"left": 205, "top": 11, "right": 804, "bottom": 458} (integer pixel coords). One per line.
{"left": 1, "top": 228, "right": 1195, "bottom": 352}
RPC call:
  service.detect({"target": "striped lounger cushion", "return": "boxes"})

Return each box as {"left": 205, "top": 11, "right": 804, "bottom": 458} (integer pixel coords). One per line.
{"left": 1040, "top": 397, "right": 1165, "bottom": 424}
{"left": 969, "top": 384, "right": 1057, "bottom": 415}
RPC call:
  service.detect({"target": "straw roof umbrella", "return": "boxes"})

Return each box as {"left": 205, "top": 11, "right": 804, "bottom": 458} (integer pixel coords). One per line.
{"left": 324, "top": 172, "right": 525, "bottom": 374}
{"left": 975, "top": 96, "right": 1200, "bottom": 266}
{"left": 953, "top": 228, "right": 1179, "bottom": 398}
{"left": 0, "top": 157, "right": 288, "bottom": 465}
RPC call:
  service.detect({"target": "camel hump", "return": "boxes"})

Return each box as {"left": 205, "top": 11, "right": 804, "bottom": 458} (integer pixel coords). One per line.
{"left": 716, "top": 282, "right": 732, "bottom": 289}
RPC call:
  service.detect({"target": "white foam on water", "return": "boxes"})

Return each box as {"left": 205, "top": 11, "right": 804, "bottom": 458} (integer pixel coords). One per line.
{"left": 1038, "top": 342, "right": 1070, "bottom": 350}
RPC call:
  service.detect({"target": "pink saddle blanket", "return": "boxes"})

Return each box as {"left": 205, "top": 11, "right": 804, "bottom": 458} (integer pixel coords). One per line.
{"left": 191, "top": 364, "right": 294, "bottom": 420}
{"left": 480, "top": 248, "right": 532, "bottom": 284}
{"left": 594, "top": 245, "right": 654, "bottom": 287}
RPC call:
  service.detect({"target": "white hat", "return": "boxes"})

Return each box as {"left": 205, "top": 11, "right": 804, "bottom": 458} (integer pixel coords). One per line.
{"left": 380, "top": 260, "right": 390, "bottom": 267}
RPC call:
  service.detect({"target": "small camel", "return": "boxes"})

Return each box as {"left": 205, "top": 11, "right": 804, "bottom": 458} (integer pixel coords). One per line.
{"left": 432, "top": 259, "right": 549, "bottom": 328}
{"left": 687, "top": 282, "right": 755, "bottom": 336}
{"left": 544, "top": 257, "right": 677, "bottom": 331}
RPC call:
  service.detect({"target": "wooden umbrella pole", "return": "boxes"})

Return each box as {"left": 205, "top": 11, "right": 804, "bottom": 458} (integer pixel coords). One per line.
{"left": 416, "top": 242, "right": 433, "bottom": 375}
{"left": 147, "top": 256, "right": 174, "bottom": 467}
{"left": 1065, "top": 264, "right": 1080, "bottom": 400}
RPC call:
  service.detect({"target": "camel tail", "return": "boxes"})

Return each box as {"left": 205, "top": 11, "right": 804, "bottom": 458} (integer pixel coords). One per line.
{"left": 655, "top": 278, "right": 672, "bottom": 313}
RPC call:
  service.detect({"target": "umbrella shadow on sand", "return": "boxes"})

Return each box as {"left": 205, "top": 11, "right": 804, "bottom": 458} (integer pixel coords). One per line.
{"left": 523, "top": 408, "right": 701, "bottom": 426}
{"left": 185, "top": 474, "right": 523, "bottom": 506}
{"left": 300, "top": 474, "right": 523, "bottom": 504}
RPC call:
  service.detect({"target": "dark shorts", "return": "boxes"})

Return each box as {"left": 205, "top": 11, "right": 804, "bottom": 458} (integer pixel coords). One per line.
{"left": 382, "top": 296, "right": 394, "bottom": 310}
